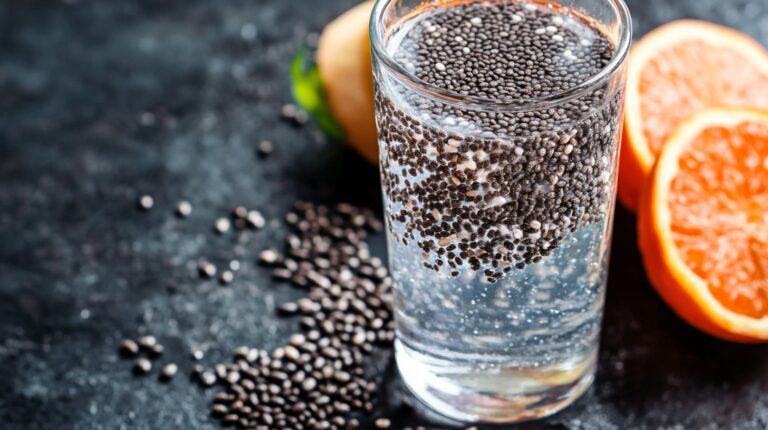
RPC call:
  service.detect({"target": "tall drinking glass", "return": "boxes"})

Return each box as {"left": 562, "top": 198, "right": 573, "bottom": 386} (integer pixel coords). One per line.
{"left": 370, "top": 0, "right": 631, "bottom": 423}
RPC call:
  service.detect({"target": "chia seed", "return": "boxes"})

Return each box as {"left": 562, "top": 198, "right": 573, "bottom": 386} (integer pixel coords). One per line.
{"left": 374, "top": 2, "right": 622, "bottom": 277}
{"left": 206, "top": 202, "right": 393, "bottom": 429}
{"left": 138, "top": 195, "right": 154, "bottom": 211}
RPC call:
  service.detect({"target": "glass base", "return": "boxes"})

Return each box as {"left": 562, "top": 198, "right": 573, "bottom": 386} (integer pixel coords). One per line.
{"left": 395, "top": 340, "right": 596, "bottom": 424}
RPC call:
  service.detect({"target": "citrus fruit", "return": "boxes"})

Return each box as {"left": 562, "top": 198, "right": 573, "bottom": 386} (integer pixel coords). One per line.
{"left": 620, "top": 20, "right": 768, "bottom": 211}
{"left": 637, "top": 108, "right": 768, "bottom": 342}
{"left": 317, "top": 1, "right": 378, "bottom": 164}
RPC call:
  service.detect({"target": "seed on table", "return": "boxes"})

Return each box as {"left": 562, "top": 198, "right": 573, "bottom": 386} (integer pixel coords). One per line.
{"left": 160, "top": 363, "right": 178, "bottom": 381}
{"left": 278, "top": 302, "right": 298, "bottom": 315}
{"left": 211, "top": 403, "right": 228, "bottom": 416}
{"left": 246, "top": 210, "right": 265, "bottom": 229}
{"left": 272, "top": 268, "right": 292, "bottom": 280}
{"left": 222, "top": 414, "right": 238, "bottom": 425}
{"left": 214, "top": 217, "right": 231, "bottom": 234}
{"left": 137, "top": 335, "right": 157, "bottom": 349}
{"left": 198, "top": 260, "right": 217, "bottom": 279}
{"left": 175, "top": 201, "right": 192, "bottom": 217}
{"left": 138, "top": 195, "right": 154, "bottom": 211}
{"left": 120, "top": 339, "right": 139, "bottom": 356}
{"left": 228, "top": 259, "right": 241, "bottom": 271}
{"left": 200, "top": 202, "right": 392, "bottom": 427}
{"left": 284, "top": 211, "right": 300, "bottom": 225}
{"left": 258, "top": 249, "right": 280, "bottom": 265}
{"left": 231, "top": 206, "right": 248, "bottom": 219}
{"left": 219, "top": 270, "right": 234, "bottom": 285}
{"left": 226, "top": 371, "right": 240, "bottom": 384}
{"left": 288, "top": 334, "right": 305, "bottom": 346}
{"left": 375, "top": 418, "right": 391, "bottom": 428}
{"left": 257, "top": 140, "right": 274, "bottom": 157}
{"left": 294, "top": 110, "right": 309, "bottom": 125}
{"left": 301, "top": 377, "right": 317, "bottom": 391}
{"left": 149, "top": 343, "right": 164, "bottom": 357}
{"left": 200, "top": 371, "right": 217, "bottom": 387}
{"left": 281, "top": 103, "right": 298, "bottom": 119}
{"left": 191, "top": 349, "right": 204, "bottom": 361}
{"left": 215, "top": 364, "right": 227, "bottom": 379}
{"left": 213, "top": 392, "right": 233, "bottom": 404}
{"left": 134, "top": 358, "right": 152, "bottom": 374}
{"left": 234, "top": 346, "right": 250, "bottom": 359}
{"left": 246, "top": 348, "right": 260, "bottom": 362}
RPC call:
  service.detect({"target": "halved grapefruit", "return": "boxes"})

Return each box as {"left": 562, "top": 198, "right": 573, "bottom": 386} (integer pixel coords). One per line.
{"left": 638, "top": 108, "right": 768, "bottom": 342}
{"left": 620, "top": 20, "right": 768, "bottom": 211}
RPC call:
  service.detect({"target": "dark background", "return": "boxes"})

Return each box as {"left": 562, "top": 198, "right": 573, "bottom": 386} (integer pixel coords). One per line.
{"left": 1, "top": 0, "right": 767, "bottom": 429}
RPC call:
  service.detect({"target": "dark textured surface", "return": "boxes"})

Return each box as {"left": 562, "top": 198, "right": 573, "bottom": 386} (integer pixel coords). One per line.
{"left": 1, "top": 0, "right": 767, "bottom": 429}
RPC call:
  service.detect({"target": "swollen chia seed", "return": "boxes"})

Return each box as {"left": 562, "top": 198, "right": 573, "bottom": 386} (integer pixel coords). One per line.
{"left": 376, "top": 2, "right": 622, "bottom": 279}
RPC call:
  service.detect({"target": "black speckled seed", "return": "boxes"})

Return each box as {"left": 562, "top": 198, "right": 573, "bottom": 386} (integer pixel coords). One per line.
{"left": 175, "top": 201, "right": 192, "bottom": 217}
{"left": 120, "top": 339, "right": 139, "bottom": 356}
{"left": 257, "top": 140, "right": 274, "bottom": 157}
{"left": 160, "top": 363, "right": 178, "bottom": 381}
{"left": 375, "top": 2, "right": 620, "bottom": 276}
{"left": 138, "top": 195, "right": 153, "bottom": 211}
{"left": 219, "top": 270, "right": 234, "bottom": 285}
{"left": 134, "top": 358, "right": 152, "bottom": 375}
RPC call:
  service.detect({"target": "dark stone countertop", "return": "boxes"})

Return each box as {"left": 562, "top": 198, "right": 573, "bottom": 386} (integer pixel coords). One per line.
{"left": 1, "top": 0, "right": 767, "bottom": 429}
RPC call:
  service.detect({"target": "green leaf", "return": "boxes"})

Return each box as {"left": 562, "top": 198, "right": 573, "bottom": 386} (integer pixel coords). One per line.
{"left": 290, "top": 47, "right": 345, "bottom": 141}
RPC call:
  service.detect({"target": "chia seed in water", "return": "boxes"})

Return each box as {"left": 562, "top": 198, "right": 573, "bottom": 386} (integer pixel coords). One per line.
{"left": 373, "top": 0, "right": 626, "bottom": 420}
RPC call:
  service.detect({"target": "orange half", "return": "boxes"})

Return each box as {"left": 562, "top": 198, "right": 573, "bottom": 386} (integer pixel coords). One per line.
{"left": 638, "top": 108, "right": 768, "bottom": 342}
{"left": 620, "top": 20, "right": 768, "bottom": 211}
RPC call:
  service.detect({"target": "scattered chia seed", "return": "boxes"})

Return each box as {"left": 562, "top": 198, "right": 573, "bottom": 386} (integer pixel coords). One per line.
{"left": 218, "top": 270, "right": 234, "bottom": 285}
{"left": 120, "top": 339, "right": 139, "bottom": 356}
{"left": 258, "top": 248, "right": 280, "bottom": 265}
{"left": 375, "top": 417, "right": 392, "bottom": 428}
{"left": 200, "top": 371, "right": 217, "bottom": 387}
{"left": 120, "top": 200, "right": 391, "bottom": 427}
{"left": 257, "top": 140, "right": 274, "bottom": 157}
{"left": 149, "top": 343, "right": 164, "bottom": 357}
{"left": 375, "top": 1, "right": 622, "bottom": 277}
{"left": 277, "top": 301, "right": 299, "bottom": 315}
{"left": 228, "top": 259, "right": 241, "bottom": 271}
{"left": 246, "top": 210, "right": 265, "bottom": 229}
{"left": 197, "top": 260, "right": 217, "bottom": 279}
{"left": 175, "top": 201, "right": 192, "bottom": 217}
{"left": 160, "top": 363, "right": 178, "bottom": 381}
{"left": 214, "top": 217, "right": 231, "bottom": 234}
{"left": 231, "top": 206, "right": 248, "bottom": 219}
{"left": 138, "top": 195, "right": 154, "bottom": 211}
{"left": 137, "top": 335, "right": 157, "bottom": 349}
{"left": 134, "top": 358, "right": 152, "bottom": 375}
{"left": 281, "top": 103, "right": 309, "bottom": 126}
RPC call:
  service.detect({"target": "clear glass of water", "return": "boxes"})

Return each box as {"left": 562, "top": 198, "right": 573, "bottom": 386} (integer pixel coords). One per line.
{"left": 370, "top": 0, "right": 631, "bottom": 423}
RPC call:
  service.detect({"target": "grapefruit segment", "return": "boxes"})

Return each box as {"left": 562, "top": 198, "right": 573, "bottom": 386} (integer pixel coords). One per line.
{"left": 638, "top": 108, "right": 768, "bottom": 342}
{"left": 620, "top": 20, "right": 768, "bottom": 211}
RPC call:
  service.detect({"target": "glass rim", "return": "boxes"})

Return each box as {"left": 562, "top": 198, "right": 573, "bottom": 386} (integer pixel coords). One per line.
{"left": 369, "top": 0, "right": 632, "bottom": 112}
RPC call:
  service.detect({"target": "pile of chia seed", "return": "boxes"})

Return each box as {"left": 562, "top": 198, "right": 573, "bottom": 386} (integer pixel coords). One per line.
{"left": 203, "top": 202, "right": 394, "bottom": 429}
{"left": 375, "top": 1, "right": 622, "bottom": 280}
{"left": 127, "top": 199, "right": 400, "bottom": 429}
